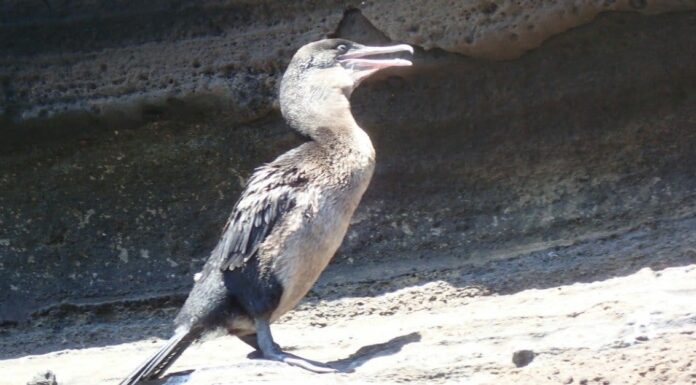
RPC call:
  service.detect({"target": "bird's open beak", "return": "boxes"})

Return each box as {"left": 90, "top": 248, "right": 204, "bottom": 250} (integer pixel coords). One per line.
{"left": 338, "top": 43, "right": 414, "bottom": 83}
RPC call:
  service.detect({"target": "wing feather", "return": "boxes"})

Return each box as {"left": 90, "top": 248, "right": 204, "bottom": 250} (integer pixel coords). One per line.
{"left": 217, "top": 165, "right": 308, "bottom": 271}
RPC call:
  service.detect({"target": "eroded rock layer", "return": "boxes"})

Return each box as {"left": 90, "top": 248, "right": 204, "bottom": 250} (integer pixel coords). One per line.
{"left": 1, "top": 3, "right": 696, "bottom": 325}
{"left": 2, "top": 1, "right": 694, "bottom": 124}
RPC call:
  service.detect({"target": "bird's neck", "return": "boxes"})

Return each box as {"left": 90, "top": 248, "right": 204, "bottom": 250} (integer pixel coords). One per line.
{"left": 316, "top": 113, "right": 374, "bottom": 163}
{"left": 310, "top": 110, "right": 367, "bottom": 146}
{"left": 284, "top": 90, "right": 373, "bottom": 153}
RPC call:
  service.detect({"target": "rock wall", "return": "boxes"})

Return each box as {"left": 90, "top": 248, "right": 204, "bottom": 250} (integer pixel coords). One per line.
{"left": 2, "top": 0, "right": 694, "bottom": 125}
{"left": 2, "top": 1, "right": 696, "bottom": 323}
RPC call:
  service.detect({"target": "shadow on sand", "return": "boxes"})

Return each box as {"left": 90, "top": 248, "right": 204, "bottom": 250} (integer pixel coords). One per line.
{"left": 147, "top": 332, "right": 422, "bottom": 384}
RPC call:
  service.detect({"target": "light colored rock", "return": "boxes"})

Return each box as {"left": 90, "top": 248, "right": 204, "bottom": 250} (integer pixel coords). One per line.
{"left": 362, "top": 0, "right": 696, "bottom": 59}
{"left": 3, "top": 265, "right": 695, "bottom": 384}
{"left": 2, "top": 1, "right": 695, "bottom": 123}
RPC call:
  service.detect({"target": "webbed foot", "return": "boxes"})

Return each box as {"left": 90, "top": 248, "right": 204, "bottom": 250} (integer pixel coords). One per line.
{"left": 254, "top": 318, "right": 338, "bottom": 373}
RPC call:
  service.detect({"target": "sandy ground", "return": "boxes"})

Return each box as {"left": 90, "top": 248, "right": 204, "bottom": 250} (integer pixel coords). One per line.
{"left": 5, "top": 263, "right": 695, "bottom": 385}
{"left": 5, "top": 212, "right": 696, "bottom": 385}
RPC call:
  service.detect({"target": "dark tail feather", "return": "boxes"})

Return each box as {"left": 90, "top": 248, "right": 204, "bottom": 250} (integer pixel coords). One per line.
{"left": 120, "top": 328, "right": 198, "bottom": 385}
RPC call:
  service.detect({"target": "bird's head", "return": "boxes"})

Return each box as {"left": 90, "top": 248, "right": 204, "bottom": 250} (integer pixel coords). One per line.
{"left": 280, "top": 39, "right": 413, "bottom": 138}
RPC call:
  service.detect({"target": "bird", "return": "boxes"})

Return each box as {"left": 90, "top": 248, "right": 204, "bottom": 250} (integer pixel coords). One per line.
{"left": 120, "top": 38, "right": 413, "bottom": 384}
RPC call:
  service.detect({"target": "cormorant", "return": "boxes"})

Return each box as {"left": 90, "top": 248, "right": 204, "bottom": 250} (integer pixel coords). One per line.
{"left": 120, "top": 38, "right": 413, "bottom": 384}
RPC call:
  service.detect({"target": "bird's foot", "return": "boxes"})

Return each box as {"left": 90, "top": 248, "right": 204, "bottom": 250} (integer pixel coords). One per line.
{"left": 245, "top": 346, "right": 282, "bottom": 360}
{"left": 253, "top": 318, "right": 337, "bottom": 373}
{"left": 246, "top": 350, "right": 264, "bottom": 360}
{"left": 262, "top": 350, "right": 338, "bottom": 373}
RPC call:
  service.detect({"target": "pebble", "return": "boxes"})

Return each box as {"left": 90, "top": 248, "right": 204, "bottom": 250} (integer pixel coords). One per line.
{"left": 26, "top": 370, "right": 57, "bottom": 385}
{"left": 512, "top": 349, "right": 535, "bottom": 367}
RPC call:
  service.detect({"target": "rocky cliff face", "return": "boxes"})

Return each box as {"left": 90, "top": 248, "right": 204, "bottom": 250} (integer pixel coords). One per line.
{"left": 1, "top": 0, "right": 696, "bottom": 361}
{"left": 3, "top": 0, "right": 694, "bottom": 125}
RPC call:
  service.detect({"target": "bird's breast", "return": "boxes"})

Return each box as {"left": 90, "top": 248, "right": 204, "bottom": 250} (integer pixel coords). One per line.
{"left": 267, "top": 166, "right": 373, "bottom": 321}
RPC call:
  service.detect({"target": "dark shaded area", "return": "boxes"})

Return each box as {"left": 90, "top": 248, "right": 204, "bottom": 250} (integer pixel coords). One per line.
{"left": 0, "top": 1, "right": 342, "bottom": 56}
{"left": 328, "top": 332, "right": 421, "bottom": 372}
{"left": 0, "top": 294, "right": 184, "bottom": 359}
{"left": 0, "top": 113, "right": 301, "bottom": 322}
{"left": 1, "top": 9, "right": 696, "bottom": 361}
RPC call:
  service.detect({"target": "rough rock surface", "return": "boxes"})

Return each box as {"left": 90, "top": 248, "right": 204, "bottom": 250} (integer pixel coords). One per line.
{"left": 2, "top": 1, "right": 695, "bottom": 123}
{"left": 4, "top": 265, "right": 695, "bottom": 384}
{"left": 362, "top": 0, "right": 696, "bottom": 58}
{"left": 3, "top": 8, "right": 696, "bottom": 322}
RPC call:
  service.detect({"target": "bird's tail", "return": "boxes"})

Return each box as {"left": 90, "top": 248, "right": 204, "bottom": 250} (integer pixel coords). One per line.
{"left": 120, "top": 327, "right": 199, "bottom": 385}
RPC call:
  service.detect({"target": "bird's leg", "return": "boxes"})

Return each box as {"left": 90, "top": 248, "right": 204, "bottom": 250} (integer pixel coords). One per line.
{"left": 254, "top": 318, "right": 338, "bottom": 373}
{"left": 238, "top": 334, "right": 281, "bottom": 359}
{"left": 238, "top": 334, "right": 263, "bottom": 359}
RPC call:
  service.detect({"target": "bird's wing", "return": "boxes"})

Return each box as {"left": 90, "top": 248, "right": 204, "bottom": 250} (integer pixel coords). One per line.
{"left": 217, "top": 164, "right": 309, "bottom": 271}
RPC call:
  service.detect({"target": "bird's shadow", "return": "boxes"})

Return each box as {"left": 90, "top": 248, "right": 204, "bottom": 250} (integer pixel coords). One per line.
{"left": 327, "top": 331, "right": 421, "bottom": 372}
{"left": 152, "top": 331, "right": 421, "bottom": 384}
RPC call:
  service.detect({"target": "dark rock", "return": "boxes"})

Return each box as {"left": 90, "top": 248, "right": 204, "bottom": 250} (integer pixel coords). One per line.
{"left": 512, "top": 350, "right": 535, "bottom": 367}
{"left": 27, "top": 371, "right": 57, "bottom": 385}
{"left": 629, "top": 0, "right": 647, "bottom": 9}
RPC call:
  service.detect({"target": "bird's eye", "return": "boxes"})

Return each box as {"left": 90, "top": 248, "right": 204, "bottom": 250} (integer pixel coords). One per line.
{"left": 336, "top": 44, "right": 348, "bottom": 53}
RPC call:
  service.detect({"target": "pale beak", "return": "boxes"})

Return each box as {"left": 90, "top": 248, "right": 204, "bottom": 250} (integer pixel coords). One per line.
{"left": 338, "top": 43, "right": 414, "bottom": 83}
